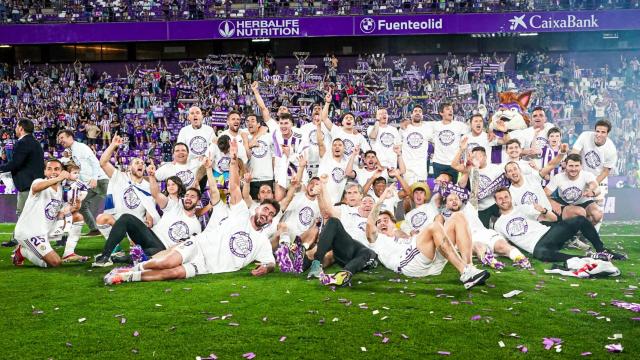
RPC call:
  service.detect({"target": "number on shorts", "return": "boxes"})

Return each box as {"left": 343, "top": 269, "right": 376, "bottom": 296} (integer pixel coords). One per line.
{"left": 30, "top": 236, "right": 45, "bottom": 246}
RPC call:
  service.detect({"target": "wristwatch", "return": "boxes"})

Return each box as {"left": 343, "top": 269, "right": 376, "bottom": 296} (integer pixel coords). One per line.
{"left": 541, "top": 208, "right": 548, "bottom": 215}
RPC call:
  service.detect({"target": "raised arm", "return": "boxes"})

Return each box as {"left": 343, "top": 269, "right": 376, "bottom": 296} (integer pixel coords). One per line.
{"left": 100, "top": 135, "right": 122, "bottom": 178}
{"left": 146, "top": 162, "right": 169, "bottom": 209}
{"left": 228, "top": 140, "right": 242, "bottom": 205}
{"left": 366, "top": 187, "right": 393, "bottom": 243}
{"left": 320, "top": 91, "right": 334, "bottom": 131}
{"left": 316, "top": 121, "right": 327, "bottom": 158}
{"left": 241, "top": 171, "right": 254, "bottom": 208}
{"left": 31, "top": 171, "right": 70, "bottom": 195}
{"left": 450, "top": 136, "right": 468, "bottom": 173}
{"left": 205, "top": 157, "right": 221, "bottom": 206}
{"left": 317, "top": 174, "right": 339, "bottom": 218}
{"left": 251, "top": 81, "right": 275, "bottom": 126}
{"left": 344, "top": 144, "right": 360, "bottom": 180}
{"left": 393, "top": 145, "right": 407, "bottom": 175}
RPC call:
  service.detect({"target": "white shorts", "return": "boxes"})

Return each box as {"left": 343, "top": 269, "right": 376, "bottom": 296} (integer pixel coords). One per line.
{"left": 18, "top": 234, "right": 54, "bottom": 262}
{"left": 597, "top": 180, "right": 608, "bottom": 206}
{"left": 471, "top": 228, "right": 503, "bottom": 251}
{"left": 398, "top": 248, "right": 448, "bottom": 278}
{"left": 174, "top": 239, "right": 208, "bottom": 278}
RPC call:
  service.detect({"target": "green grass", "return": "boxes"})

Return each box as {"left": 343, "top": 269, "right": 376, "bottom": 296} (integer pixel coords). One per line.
{"left": 0, "top": 223, "right": 638, "bottom": 359}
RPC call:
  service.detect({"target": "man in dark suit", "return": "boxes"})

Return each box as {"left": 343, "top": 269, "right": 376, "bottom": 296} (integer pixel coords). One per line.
{"left": 1, "top": 119, "right": 44, "bottom": 247}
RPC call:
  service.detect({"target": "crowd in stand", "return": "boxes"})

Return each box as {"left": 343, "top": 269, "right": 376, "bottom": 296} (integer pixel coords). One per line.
{"left": 0, "top": 49, "right": 638, "bottom": 190}
{"left": 1, "top": 1, "right": 639, "bottom": 24}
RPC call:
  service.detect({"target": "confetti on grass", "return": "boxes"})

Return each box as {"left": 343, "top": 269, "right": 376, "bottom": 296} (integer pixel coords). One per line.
{"left": 279, "top": 336, "right": 287, "bottom": 342}
{"left": 133, "top": 331, "right": 139, "bottom": 337}
{"left": 242, "top": 352, "right": 256, "bottom": 359}
{"left": 542, "top": 338, "right": 562, "bottom": 350}
{"left": 605, "top": 344, "right": 623, "bottom": 353}
{"left": 78, "top": 318, "right": 86, "bottom": 323}
{"left": 611, "top": 300, "right": 640, "bottom": 312}
{"left": 437, "top": 351, "right": 451, "bottom": 356}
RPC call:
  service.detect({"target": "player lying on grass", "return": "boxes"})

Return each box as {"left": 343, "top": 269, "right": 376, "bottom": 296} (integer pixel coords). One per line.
{"left": 12, "top": 159, "right": 83, "bottom": 267}
{"left": 493, "top": 187, "right": 626, "bottom": 263}
{"left": 103, "top": 140, "right": 279, "bottom": 285}
{"left": 366, "top": 187, "right": 490, "bottom": 289}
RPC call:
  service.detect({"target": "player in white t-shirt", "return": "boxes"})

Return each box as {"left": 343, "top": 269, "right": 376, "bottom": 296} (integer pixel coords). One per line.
{"left": 430, "top": 102, "right": 469, "bottom": 180}
{"left": 507, "top": 107, "right": 555, "bottom": 153}
{"left": 400, "top": 182, "right": 439, "bottom": 235}
{"left": 571, "top": 120, "right": 617, "bottom": 231}
{"left": 154, "top": 142, "right": 204, "bottom": 189}
{"left": 317, "top": 130, "right": 354, "bottom": 205}
{"left": 241, "top": 112, "right": 275, "bottom": 199}
{"left": 367, "top": 108, "right": 402, "bottom": 168}
{"left": 12, "top": 159, "right": 76, "bottom": 268}
{"left": 323, "top": 111, "right": 370, "bottom": 157}
{"left": 545, "top": 153, "right": 601, "bottom": 225}
{"left": 177, "top": 106, "right": 216, "bottom": 160}
{"left": 464, "top": 114, "right": 495, "bottom": 156}
{"left": 303, "top": 177, "right": 379, "bottom": 287}
{"left": 504, "top": 161, "right": 553, "bottom": 213}
{"left": 298, "top": 102, "right": 331, "bottom": 178}
{"left": 218, "top": 110, "right": 249, "bottom": 164}
{"left": 104, "top": 140, "right": 280, "bottom": 284}
{"left": 366, "top": 188, "right": 489, "bottom": 289}
{"left": 493, "top": 188, "right": 625, "bottom": 263}
{"left": 95, "top": 135, "right": 155, "bottom": 244}
{"left": 401, "top": 104, "right": 432, "bottom": 184}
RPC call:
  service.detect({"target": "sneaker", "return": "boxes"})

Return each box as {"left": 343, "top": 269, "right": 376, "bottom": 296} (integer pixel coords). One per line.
{"left": 111, "top": 254, "right": 132, "bottom": 264}
{"left": 481, "top": 249, "right": 505, "bottom": 270}
{"left": 83, "top": 229, "right": 101, "bottom": 237}
{"left": 513, "top": 255, "right": 532, "bottom": 269}
{"left": 92, "top": 254, "right": 113, "bottom": 268}
{"left": 459, "top": 265, "right": 490, "bottom": 290}
{"left": 567, "top": 237, "right": 591, "bottom": 251}
{"left": 55, "top": 235, "right": 68, "bottom": 248}
{"left": 63, "top": 253, "right": 89, "bottom": 263}
{"left": 11, "top": 245, "right": 25, "bottom": 266}
{"left": 588, "top": 249, "right": 627, "bottom": 261}
{"left": 291, "top": 237, "right": 305, "bottom": 274}
{"left": 320, "top": 270, "right": 352, "bottom": 287}
{"left": 275, "top": 243, "right": 294, "bottom": 273}
{"left": 104, "top": 271, "right": 127, "bottom": 285}
{"left": 1, "top": 239, "right": 18, "bottom": 247}
{"left": 306, "top": 259, "right": 322, "bottom": 279}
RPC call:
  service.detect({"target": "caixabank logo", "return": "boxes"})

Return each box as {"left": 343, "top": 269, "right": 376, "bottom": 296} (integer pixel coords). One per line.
{"left": 508, "top": 13, "right": 600, "bottom": 31}
{"left": 218, "top": 19, "right": 300, "bottom": 38}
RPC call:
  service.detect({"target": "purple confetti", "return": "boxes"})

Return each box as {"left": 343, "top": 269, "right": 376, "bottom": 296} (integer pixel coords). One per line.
{"left": 632, "top": 317, "right": 640, "bottom": 321}
{"left": 133, "top": 331, "right": 139, "bottom": 337}
{"left": 611, "top": 300, "right": 640, "bottom": 313}
{"left": 243, "top": 352, "right": 256, "bottom": 359}
{"left": 471, "top": 315, "right": 482, "bottom": 321}
{"left": 605, "top": 344, "right": 623, "bottom": 353}
{"left": 437, "top": 351, "right": 451, "bottom": 356}
{"left": 570, "top": 308, "right": 581, "bottom": 313}
{"left": 382, "top": 337, "right": 389, "bottom": 344}
{"left": 120, "top": 317, "right": 127, "bottom": 325}
{"left": 542, "top": 338, "right": 563, "bottom": 350}
{"left": 373, "top": 332, "right": 382, "bottom": 337}
{"left": 587, "top": 311, "right": 600, "bottom": 316}
{"left": 203, "top": 354, "right": 218, "bottom": 360}
{"left": 581, "top": 352, "right": 592, "bottom": 356}
{"left": 279, "top": 336, "right": 286, "bottom": 342}
{"left": 516, "top": 345, "right": 528, "bottom": 353}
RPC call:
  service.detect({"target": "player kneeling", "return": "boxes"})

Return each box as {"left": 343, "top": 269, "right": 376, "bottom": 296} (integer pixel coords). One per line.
{"left": 12, "top": 159, "right": 82, "bottom": 267}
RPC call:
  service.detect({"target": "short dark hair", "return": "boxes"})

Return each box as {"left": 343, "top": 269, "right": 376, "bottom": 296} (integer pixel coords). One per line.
{"left": 493, "top": 187, "right": 511, "bottom": 199}
{"left": 532, "top": 106, "right": 545, "bottom": 113}
{"left": 65, "top": 162, "right": 80, "bottom": 172}
{"left": 45, "top": 158, "right": 63, "bottom": 168}
{"left": 469, "top": 114, "right": 483, "bottom": 123}
{"left": 505, "top": 139, "right": 521, "bottom": 148}
{"left": 595, "top": 119, "right": 612, "bottom": 133}
{"left": 332, "top": 138, "right": 344, "bottom": 144}
{"left": 373, "top": 176, "right": 387, "bottom": 186}
{"left": 217, "top": 134, "right": 231, "bottom": 152}
{"left": 227, "top": 110, "right": 241, "bottom": 120}
{"left": 363, "top": 150, "right": 377, "bottom": 157}
{"left": 278, "top": 113, "right": 293, "bottom": 123}
{"left": 438, "top": 102, "right": 453, "bottom": 113}
{"left": 260, "top": 198, "right": 281, "bottom": 214}
{"left": 185, "top": 187, "right": 202, "bottom": 200}
{"left": 471, "top": 146, "right": 486, "bottom": 154}
{"left": 173, "top": 142, "right": 189, "bottom": 153}
{"left": 17, "top": 119, "right": 34, "bottom": 134}
{"left": 245, "top": 113, "right": 258, "bottom": 121}
{"left": 566, "top": 153, "right": 581, "bottom": 164}
{"left": 412, "top": 104, "right": 423, "bottom": 112}
{"left": 547, "top": 127, "right": 562, "bottom": 137}
{"left": 341, "top": 112, "right": 355, "bottom": 122}
{"left": 57, "top": 129, "right": 74, "bottom": 139}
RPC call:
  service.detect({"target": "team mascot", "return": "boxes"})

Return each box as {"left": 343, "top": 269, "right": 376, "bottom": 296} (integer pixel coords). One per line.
{"left": 488, "top": 90, "right": 533, "bottom": 134}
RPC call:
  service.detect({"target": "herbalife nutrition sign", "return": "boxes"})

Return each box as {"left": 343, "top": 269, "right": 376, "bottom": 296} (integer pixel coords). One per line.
{"left": 0, "top": 10, "right": 639, "bottom": 44}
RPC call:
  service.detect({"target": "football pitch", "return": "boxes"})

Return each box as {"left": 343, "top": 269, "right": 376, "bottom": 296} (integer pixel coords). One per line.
{"left": 1, "top": 223, "right": 638, "bottom": 359}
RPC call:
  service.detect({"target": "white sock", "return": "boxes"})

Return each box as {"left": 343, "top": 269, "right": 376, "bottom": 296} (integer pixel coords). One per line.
{"left": 508, "top": 248, "right": 525, "bottom": 261}
{"left": 63, "top": 222, "right": 84, "bottom": 257}
{"left": 62, "top": 214, "right": 73, "bottom": 233}
{"left": 132, "top": 262, "right": 146, "bottom": 272}
{"left": 124, "top": 271, "right": 142, "bottom": 282}
{"left": 54, "top": 219, "right": 65, "bottom": 234}
{"left": 20, "top": 246, "right": 48, "bottom": 268}
{"left": 97, "top": 224, "right": 112, "bottom": 240}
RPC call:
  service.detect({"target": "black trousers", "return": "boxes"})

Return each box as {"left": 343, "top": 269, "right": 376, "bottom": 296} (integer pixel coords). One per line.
{"left": 312, "top": 217, "right": 378, "bottom": 274}
{"left": 478, "top": 203, "right": 500, "bottom": 228}
{"left": 533, "top": 216, "right": 604, "bottom": 262}
{"left": 100, "top": 214, "right": 166, "bottom": 258}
